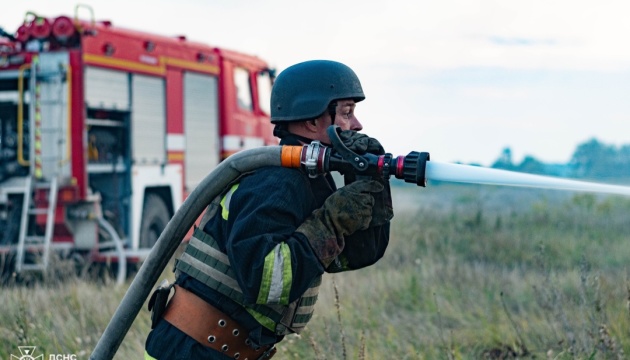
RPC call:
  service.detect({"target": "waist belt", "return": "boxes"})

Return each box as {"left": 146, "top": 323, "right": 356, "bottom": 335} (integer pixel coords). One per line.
{"left": 163, "top": 285, "right": 276, "bottom": 359}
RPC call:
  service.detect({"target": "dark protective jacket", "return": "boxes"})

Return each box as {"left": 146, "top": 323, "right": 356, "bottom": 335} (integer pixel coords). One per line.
{"left": 175, "top": 135, "right": 391, "bottom": 346}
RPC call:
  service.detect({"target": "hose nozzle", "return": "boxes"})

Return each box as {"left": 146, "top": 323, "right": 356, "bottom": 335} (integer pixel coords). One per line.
{"left": 281, "top": 126, "right": 430, "bottom": 187}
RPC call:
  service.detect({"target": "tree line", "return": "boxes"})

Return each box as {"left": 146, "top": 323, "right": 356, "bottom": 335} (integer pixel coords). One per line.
{"left": 491, "top": 138, "right": 630, "bottom": 181}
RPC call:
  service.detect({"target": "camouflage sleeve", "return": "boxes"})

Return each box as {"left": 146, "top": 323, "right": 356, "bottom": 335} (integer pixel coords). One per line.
{"left": 326, "top": 179, "right": 393, "bottom": 272}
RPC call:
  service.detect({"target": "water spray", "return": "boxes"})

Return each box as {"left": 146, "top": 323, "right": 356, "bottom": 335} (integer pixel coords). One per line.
{"left": 425, "top": 161, "right": 630, "bottom": 196}
{"left": 309, "top": 125, "right": 630, "bottom": 197}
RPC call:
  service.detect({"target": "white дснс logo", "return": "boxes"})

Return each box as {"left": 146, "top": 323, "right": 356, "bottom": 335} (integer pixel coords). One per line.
{"left": 11, "top": 346, "right": 44, "bottom": 360}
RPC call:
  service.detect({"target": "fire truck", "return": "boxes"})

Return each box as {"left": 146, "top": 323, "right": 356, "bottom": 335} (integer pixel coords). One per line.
{"left": 0, "top": 7, "right": 276, "bottom": 280}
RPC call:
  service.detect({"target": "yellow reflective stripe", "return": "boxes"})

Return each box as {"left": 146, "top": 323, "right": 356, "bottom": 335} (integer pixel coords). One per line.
{"left": 246, "top": 307, "right": 277, "bottom": 332}
{"left": 220, "top": 184, "right": 239, "bottom": 220}
{"left": 144, "top": 351, "right": 157, "bottom": 360}
{"left": 257, "top": 243, "right": 292, "bottom": 305}
{"left": 279, "top": 243, "right": 292, "bottom": 304}
{"left": 258, "top": 247, "right": 275, "bottom": 303}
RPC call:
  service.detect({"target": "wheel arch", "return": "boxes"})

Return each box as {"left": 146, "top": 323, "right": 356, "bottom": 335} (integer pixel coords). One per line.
{"left": 143, "top": 186, "right": 174, "bottom": 219}
{"left": 129, "top": 164, "right": 183, "bottom": 250}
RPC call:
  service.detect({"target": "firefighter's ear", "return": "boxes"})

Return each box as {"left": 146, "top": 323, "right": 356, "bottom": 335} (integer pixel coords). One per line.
{"left": 304, "top": 119, "right": 318, "bottom": 132}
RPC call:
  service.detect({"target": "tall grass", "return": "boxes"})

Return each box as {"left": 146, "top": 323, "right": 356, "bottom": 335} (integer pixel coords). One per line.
{"left": 0, "top": 279, "right": 146, "bottom": 359}
{"left": 1, "top": 184, "right": 629, "bottom": 359}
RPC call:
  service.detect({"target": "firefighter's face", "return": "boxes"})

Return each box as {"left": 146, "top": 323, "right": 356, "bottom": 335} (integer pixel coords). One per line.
{"left": 313, "top": 100, "right": 363, "bottom": 143}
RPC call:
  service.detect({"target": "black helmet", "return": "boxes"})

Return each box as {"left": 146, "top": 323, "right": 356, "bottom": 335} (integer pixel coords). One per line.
{"left": 270, "top": 60, "right": 365, "bottom": 123}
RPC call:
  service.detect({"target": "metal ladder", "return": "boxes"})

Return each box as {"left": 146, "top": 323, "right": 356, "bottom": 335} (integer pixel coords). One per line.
{"left": 15, "top": 176, "right": 58, "bottom": 273}
{"left": 13, "top": 58, "right": 66, "bottom": 274}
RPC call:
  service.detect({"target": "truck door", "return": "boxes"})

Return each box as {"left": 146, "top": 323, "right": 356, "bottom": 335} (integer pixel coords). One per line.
{"left": 183, "top": 72, "right": 219, "bottom": 191}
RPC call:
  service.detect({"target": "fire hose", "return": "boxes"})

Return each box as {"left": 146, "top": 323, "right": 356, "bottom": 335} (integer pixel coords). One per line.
{"left": 90, "top": 126, "right": 630, "bottom": 359}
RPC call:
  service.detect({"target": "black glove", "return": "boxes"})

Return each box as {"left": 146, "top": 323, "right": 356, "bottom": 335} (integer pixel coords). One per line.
{"left": 296, "top": 180, "right": 384, "bottom": 267}
{"left": 339, "top": 129, "right": 393, "bottom": 227}
{"left": 369, "top": 179, "right": 393, "bottom": 227}
{"left": 325, "top": 179, "right": 392, "bottom": 273}
{"left": 340, "top": 129, "right": 387, "bottom": 184}
{"left": 338, "top": 130, "right": 385, "bottom": 155}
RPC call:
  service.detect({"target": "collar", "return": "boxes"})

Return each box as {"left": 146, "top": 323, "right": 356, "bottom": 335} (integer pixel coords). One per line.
{"left": 279, "top": 134, "right": 331, "bottom": 147}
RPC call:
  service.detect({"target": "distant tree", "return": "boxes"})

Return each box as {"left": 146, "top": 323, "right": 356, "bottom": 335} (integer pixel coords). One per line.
{"left": 489, "top": 138, "right": 630, "bottom": 180}
{"left": 491, "top": 148, "right": 549, "bottom": 175}
{"left": 491, "top": 147, "right": 515, "bottom": 170}
{"left": 516, "top": 155, "right": 547, "bottom": 175}
{"left": 614, "top": 145, "right": 630, "bottom": 178}
{"left": 568, "top": 138, "right": 630, "bottom": 180}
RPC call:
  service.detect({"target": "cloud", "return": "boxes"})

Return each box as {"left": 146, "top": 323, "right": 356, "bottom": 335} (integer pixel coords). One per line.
{"left": 488, "top": 36, "right": 557, "bottom": 47}
{"left": 3, "top": 0, "right": 629, "bottom": 72}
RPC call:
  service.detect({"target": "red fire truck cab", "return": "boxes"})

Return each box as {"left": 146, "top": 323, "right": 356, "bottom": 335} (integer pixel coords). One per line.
{"left": 0, "top": 8, "right": 276, "bottom": 279}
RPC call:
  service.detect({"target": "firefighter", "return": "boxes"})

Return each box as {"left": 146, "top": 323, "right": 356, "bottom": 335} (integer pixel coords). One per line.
{"left": 145, "top": 59, "right": 393, "bottom": 359}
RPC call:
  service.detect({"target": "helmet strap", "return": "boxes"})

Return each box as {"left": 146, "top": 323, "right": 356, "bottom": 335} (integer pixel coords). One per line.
{"left": 327, "top": 101, "right": 337, "bottom": 125}
{"left": 273, "top": 124, "right": 291, "bottom": 138}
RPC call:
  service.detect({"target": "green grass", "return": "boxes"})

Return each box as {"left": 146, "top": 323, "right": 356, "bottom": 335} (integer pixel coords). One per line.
{"left": 1, "top": 184, "right": 630, "bottom": 359}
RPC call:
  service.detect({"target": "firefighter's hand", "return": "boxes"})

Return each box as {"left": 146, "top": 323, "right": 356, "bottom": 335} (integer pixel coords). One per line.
{"left": 339, "top": 130, "right": 385, "bottom": 155}
{"left": 296, "top": 180, "right": 384, "bottom": 267}
{"left": 369, "top": 178, "right": 394, "bottom": 227}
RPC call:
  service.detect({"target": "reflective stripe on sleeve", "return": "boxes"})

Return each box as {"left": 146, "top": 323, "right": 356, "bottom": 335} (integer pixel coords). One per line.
{"left": 257, "top": 242, "right": 292, "bottom": 305}
{"left": 220, "top": 183, "right": 239, "bottom": 220}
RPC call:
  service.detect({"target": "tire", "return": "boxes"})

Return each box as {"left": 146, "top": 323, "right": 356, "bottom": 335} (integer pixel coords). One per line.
{"left": 139, "top": 193, "right": 170, "bottom": 249}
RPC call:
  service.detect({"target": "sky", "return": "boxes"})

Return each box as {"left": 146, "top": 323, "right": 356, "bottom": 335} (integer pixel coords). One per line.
{"left": 2, "top": 0, "right": 629, "bottom": 166}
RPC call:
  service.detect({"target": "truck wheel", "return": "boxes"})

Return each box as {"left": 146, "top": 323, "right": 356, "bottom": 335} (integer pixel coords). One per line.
{"left": 139, "top": 193, "right": 170, "bottom": 248}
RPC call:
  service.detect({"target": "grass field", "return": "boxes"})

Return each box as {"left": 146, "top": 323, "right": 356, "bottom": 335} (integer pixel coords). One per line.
{"left": 1, "top": 183, "right": 629, "bottom": 359}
